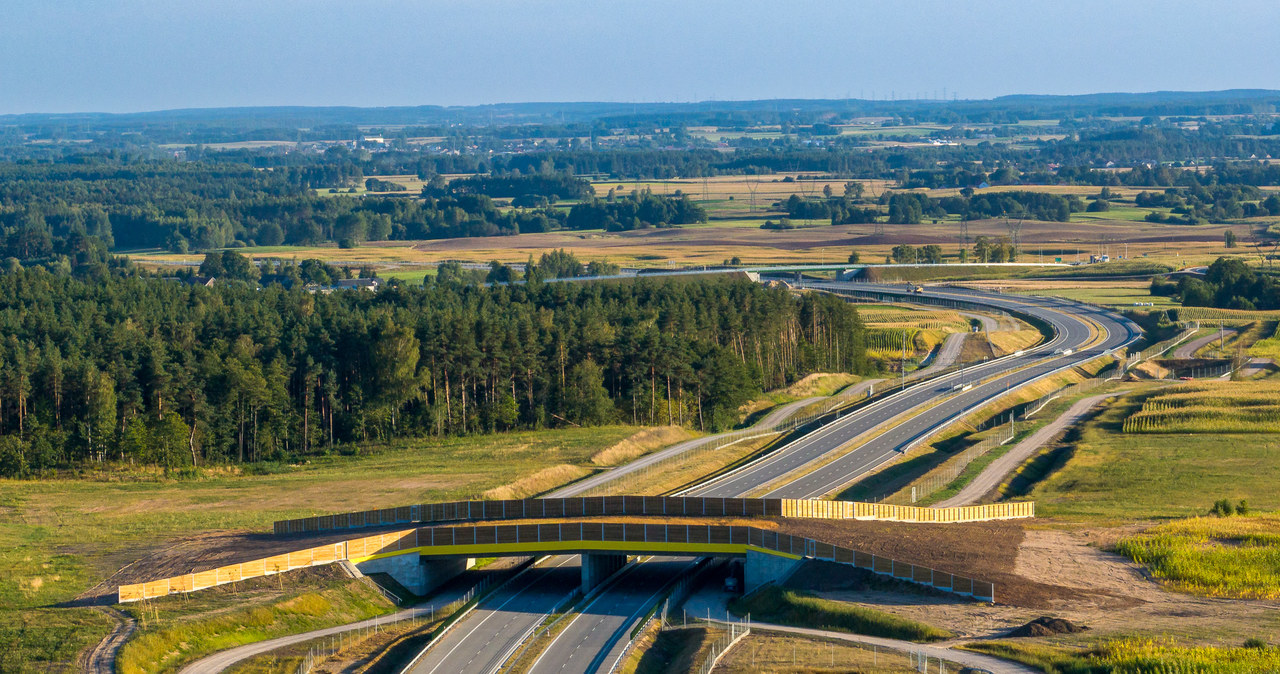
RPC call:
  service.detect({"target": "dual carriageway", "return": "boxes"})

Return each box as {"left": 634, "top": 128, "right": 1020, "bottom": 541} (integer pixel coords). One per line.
{"left": 400, "top": 281, "right": 1140, "bottom": 674}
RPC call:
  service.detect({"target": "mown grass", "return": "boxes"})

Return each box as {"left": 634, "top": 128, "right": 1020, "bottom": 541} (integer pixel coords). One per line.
{"left": 118, "top": 569, "right": 391, "bottom": 673}
{"left": 1115, "top": 513, "right": 1280, "bottom": 599}
{"left": 1031, "top": 393, "right": 1280, "bottom": 521}
{"left": 0, "top": 425, "right": 645, "bottom": 672}
{"left": 1122, "top": 381, "right": 1280, "bottom": 434}
{"left": 964, "top": 638, "right": 1280, "bottom": 674}
{"left": 727, "top": 585, "right": 952, "bottom": 643}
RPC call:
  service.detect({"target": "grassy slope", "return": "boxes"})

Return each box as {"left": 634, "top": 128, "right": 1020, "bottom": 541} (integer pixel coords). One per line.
{"left": 118, "top": 568, "right": 391, "bottom": 673}
{"left": 965, "top": 638, "right": 1280, "bottom": 674}
{"left": 0, "top": 425, "right": 643, "bottom": 672}
{"left": 728, "top": 586, "right": 952, "bottom": 643}
{"left": 1030, "top": 394, "right": 1280, "bottom": 521}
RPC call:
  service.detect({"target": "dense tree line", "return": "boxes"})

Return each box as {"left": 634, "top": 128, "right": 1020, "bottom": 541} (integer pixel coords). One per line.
{"left": 1153, "top": 257, "right": 1280, "bottom": 310}
{"left": 0, "top": 160, "right": 707, "bottom": 259}
{"left": 426, "top": 173, "right": 593, "bottom": 202}
{"left": 566, "top": 191, "right": 707, "bottom": 230}
{"left": 0, "top": 271, "right": 870, "bottom": 476}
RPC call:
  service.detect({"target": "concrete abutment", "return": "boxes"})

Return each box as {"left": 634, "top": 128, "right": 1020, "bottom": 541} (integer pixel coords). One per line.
{"left": 581, "top": 553, "right": 628, "bottom": 592}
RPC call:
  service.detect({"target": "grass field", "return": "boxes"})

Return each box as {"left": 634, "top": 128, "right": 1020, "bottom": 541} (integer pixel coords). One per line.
{"left": 714, "top": 631, "right": 922, "bottom": 673}
{"left": 117, "top": 567, "right": 391, "bottom": 673}
{"left": 727, "top": 586, "right": 952, "bottom": 643}
{"left": 1030, "top": 391, "right": 1280, "bottom": 521}
{"left": 1248, "top": 322, "right": 1280, "bottom": 358}
{"left": 965, "top": 638, "right": 1280, "bottom": 673}
{"left": 0, "top": 425, "right": 647, "bottom": 672}
{"left": 127, "top": 171, "right": 1262, "bottom": 274}
{"left": 1115, "top": 513, "right": 1280, "bottom": 599}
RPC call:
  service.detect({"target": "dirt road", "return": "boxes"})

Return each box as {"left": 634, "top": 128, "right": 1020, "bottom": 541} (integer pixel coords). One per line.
{"left": 84, "top": 606, "right": 135, "bottom": 674}
{"left": 1172, "top": 328, "right": 1234, "bottom": 359}
{"left": 933, "top": 392, "right": 1119, "bottom": 508}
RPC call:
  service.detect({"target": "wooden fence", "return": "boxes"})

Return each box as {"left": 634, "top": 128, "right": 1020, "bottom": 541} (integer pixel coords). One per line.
{"left": 272, "top": 497, "right": 1034, "bottom": 535}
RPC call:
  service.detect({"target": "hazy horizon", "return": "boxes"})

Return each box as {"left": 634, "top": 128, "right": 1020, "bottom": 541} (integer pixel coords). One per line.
{"left": 2, "top": 0, "right": 1278, "bottom": 115}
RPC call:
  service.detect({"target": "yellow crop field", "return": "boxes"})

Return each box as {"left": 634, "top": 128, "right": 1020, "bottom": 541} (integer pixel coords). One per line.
{"left": 1122, "top": 381, "right": 1280, "bottom": 434}
{"left": 1116, "top": 513, "right": 1280, "bottom": 599}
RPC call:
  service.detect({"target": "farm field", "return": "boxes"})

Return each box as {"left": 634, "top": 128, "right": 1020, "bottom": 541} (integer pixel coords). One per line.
{"left": 127, "top": 168, "right": 1269, "bottom": 277}
{"left": 129, "top": 214, "right": 1251, "bottom": 277}
{"left": 1031, "top": 384, "right": 1280, "bottom": 521}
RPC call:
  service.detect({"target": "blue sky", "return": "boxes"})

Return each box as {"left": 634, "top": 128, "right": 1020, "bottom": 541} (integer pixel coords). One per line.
{"left": 1, "top": 0, "right": 1277, "bottom": 114}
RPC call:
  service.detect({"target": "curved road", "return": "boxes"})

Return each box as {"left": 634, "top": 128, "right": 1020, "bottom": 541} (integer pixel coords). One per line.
{"left": 691, "top": 283, "right": 1138, "bottom": 499}
{"left": 513, "top": 283, "right": 1138, "bottom": 673}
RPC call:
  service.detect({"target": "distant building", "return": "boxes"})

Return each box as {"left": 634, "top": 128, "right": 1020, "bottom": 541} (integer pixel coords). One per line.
{"left": 335, "top": 278, "right": 380, "bottom": 292}
{"left": 183, "top": 276, "right": 216, "bottom": 287}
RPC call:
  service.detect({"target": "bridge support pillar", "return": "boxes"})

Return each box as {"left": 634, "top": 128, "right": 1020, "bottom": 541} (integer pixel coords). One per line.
{"left": 355, "top": 553, "right": 471, "bottom": 597}
{"left": 745, "top": 549, "right": 802, "bottom": 593}
{"left": 581, "top": 553, "right": 628, "bottom": 592}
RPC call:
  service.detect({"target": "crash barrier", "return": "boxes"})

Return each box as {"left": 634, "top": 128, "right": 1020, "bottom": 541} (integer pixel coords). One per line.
{"left": 272, "top": 496, "right": 1034, "bottom": 535}
{"left": 119, "top": 521, "right": 996, "bottom": 604}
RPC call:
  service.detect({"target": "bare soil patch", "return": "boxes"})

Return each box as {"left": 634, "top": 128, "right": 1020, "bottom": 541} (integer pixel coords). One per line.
{"left": 776, "top": 518, "right": 1106, "bottom": 609}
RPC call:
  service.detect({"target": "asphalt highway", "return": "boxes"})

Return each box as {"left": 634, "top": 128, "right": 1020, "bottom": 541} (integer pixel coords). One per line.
{"left": 400, "top": 283, "right": 1140, "bottom": 673}
{"left": 527, "top": 558, "right": 693, "bottom": 674}
{"left": 404, "top": 557, "right": 580, "bottom": 674}
{"left": 690, "top": 283, "right": 1139, "bottom": 499}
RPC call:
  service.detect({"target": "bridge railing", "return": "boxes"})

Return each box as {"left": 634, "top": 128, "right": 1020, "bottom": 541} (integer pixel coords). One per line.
{"left": 119, "top": 521, "right": 996, "bottom": 604}
{"left": 272, "top": 496, "right": 1033, "bottom": 536}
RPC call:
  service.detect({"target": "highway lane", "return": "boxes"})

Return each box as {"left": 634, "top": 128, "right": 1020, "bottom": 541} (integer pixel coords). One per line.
{"left": 527, "top": 558, "right": 692, "bottom": 674}
{"left": 517, "top": 284, "right": 1137, "bottom": 673}
{"left": 410, "top": 284, "right": 1139, "bottom": 673}
{"left": 687, "top": 283, "right": 1138, "bottom": 499}
{"left": 511, "top": 318, "right": 981, "bottom": 674}
{"left": 404, "top": 557, "right": 580, "bottom": 674}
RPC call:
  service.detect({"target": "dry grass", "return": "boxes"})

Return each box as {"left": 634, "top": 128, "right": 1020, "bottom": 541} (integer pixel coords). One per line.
{"left": 717, "top": 631, "right": 920, "bottom": 673}
{"left": 482, "top": 464, "right": 592, "bottom": 499}
{"left": 590, "top": 426, "right": 695, "bottom": 466}
{"left": 600, "top": 435, "right": 779, "bottom": 496}
{"left": 987, "top": 329, "right": 1043, "bottom": 354}
{"left": 775, "top": 373, "right": 861, "bottom": 399}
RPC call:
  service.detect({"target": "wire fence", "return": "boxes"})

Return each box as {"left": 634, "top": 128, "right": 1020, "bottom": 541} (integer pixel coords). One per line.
{"left": 1127, "top": 322, "right": 1200, "bottom": 365}
{"left": 890, "top": 423, "right": 1017, "bottom": 505}
{"left": 886, "top": 376, "right": 1108, "bottom": 505}
{"left": 606, "top": 559, "right": 719, "bottom": 673}
{"left": 692, "top": 620, "right": 752, "bottom": 674}
{"left": 697, "top": 619, "right": 965, "bottom": 673}
{"left": 291, "top": 606, "right": 438, "bottom": 674}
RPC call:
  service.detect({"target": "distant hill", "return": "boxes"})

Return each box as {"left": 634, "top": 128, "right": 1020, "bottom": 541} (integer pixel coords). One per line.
{"left": 3, "top": 90, "right": 1278, "bottom": 133}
